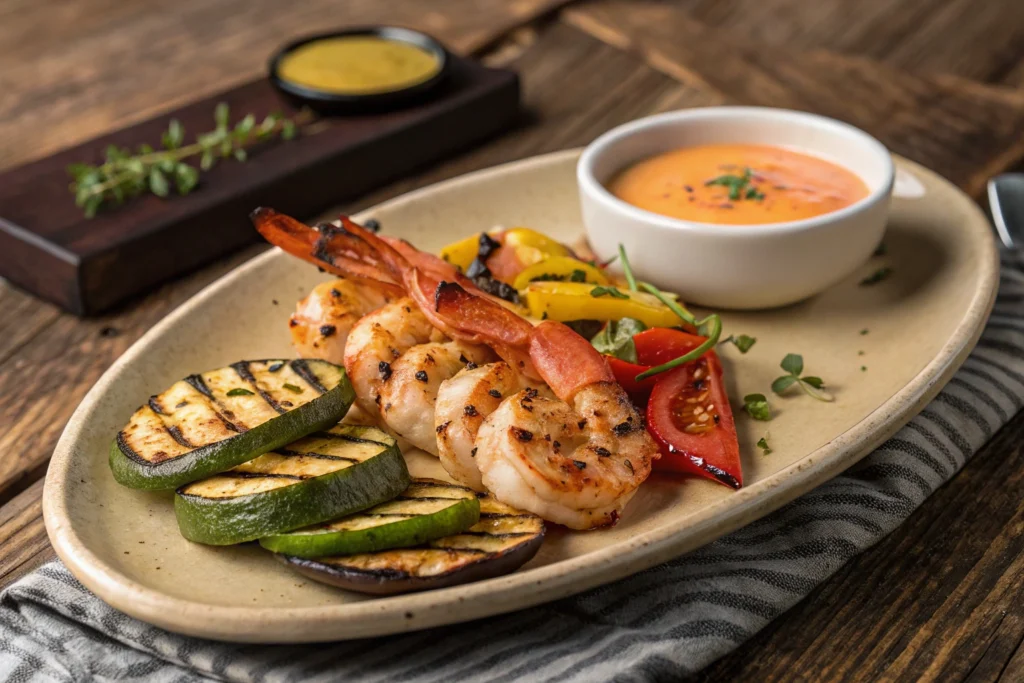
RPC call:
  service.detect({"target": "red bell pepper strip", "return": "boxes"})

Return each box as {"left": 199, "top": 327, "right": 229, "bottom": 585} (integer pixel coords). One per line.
{"left": 645, "top": 351, "right": 742, "bottom": 489}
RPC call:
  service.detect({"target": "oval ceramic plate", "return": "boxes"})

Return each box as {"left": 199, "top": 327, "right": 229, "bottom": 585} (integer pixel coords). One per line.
{"left": 44, "top": 150, "right": 997, "bottom": 643}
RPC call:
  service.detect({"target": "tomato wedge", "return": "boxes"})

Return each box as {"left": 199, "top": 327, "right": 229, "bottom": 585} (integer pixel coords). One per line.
{"left": 645, "top": 350, "right": 743, "bottom": 489}
{"left": 606, "top": 328, "right": 706, "bottom": 397}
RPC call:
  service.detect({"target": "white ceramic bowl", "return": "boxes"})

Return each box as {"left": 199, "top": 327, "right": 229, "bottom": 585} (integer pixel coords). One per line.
{"left": 577, "top": 107, "right": 895, "bottom": 309}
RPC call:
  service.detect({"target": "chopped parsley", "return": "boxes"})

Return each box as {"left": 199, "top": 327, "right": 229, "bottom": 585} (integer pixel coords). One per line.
{"left": 722, "top": 334, "right": 757, "bottom": 353}
{"left": 282, "top": 383, "right": 303, "bottom": 393}
{"left": 743, "top": 393, "right": 772, "bottom": 421}
{"left": 757, "top": 436, "right": 772, "bottom": 455}
{"left": 590, "top": 285, "right": 630, "bottom": 299}
{"left": 226, "top": 388, "right": 254, "bottom": 397}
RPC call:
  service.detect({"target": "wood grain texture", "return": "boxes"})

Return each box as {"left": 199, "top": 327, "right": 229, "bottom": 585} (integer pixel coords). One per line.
{"left": 2, "top": 2, "right": 1024, "bottom": 680}
{"left": 0, "top": 0, "right": 572, "bottom": 170}
{"left": 662, "top": 0, "right": 1024, "bottom": 84}
{"left": 563, "top": 0, "right": 1024, "bottom": 198}
{"left": 693, "top": 407, "right": 1024, "bottom": 683}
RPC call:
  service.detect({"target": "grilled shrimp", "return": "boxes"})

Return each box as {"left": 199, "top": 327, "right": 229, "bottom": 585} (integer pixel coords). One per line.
{"left": 344, "top": 297, "right": 494, "bottom": 454}
{"left": 432, "top": 287, "right": 657, "bottom": 528}
{"left": 435, "top": 362, "right": 551, "bottom": 491}
{"left": 289, "top": 279, "right": 397, "bottom": 363}
{"left": 252, "top": 208, "right": 656, "bottom": 529}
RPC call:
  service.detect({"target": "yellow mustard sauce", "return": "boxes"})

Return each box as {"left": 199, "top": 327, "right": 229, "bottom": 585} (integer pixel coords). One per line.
{"left": 277, "top": 36, "right": 440, "bottom": 95}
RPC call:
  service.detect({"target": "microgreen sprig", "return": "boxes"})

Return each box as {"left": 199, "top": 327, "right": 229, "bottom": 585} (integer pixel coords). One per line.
{"left": 757, "top": 436, "right": 772, "bottom": 455}
{"left": 771, "top": 354, "right": 834, "bottom": 402}
{"left": 705, "top": 167, "right": 764, "bottom": 202}
{"left": 68, "top": 102, "right": 312, "bottom": 218}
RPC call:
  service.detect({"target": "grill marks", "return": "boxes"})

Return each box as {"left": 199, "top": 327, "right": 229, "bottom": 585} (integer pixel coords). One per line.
{"left": 231, "top": 361, "right": 287, "bottom": 414}
{"left": 179, "top": 425, "right": 394, "bottom": 499}
{"left": 122, "top": 360, "right": 343, "bottom": 467}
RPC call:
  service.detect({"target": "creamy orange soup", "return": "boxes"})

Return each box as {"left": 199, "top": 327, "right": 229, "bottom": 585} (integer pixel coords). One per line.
{"left": 608, "top": 144, "right": 869, "bottom": 225}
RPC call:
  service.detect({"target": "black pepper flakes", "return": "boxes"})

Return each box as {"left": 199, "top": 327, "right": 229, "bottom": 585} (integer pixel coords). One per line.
{"left": 613, "top": 421, "right": 632, "bottom": 435}
{"left": 415, "top": 370, "right": 429, "bottom": 383}
{"left": 436, "top": 421, "right": 451, "bottom": 434}
{"left": 319, "top": 324, "right": 337, "bottom": 337}
{"left": 624, "top": 459, "right": 634, "bottom": 474}
{"left": 329, "top": 288, "right": 341, "bottom": 298}
{"left": 488, "top": 389, "right": 502, "bottom": 399}
{"left": 464, "top": 405, "right": 479, "bottom": 417}
{"left": 572, "top": 460, "right": 587, "bottom": 470}
{"left": 379, "top": 361, "right": 392, "bottom": 381}
{"left": 594, "top": 446, "right": 611, "bottom": 457}
{"left": 470, "top": 447, "right": 478, "bottom": 458}
{"left": 512, "top": 427, "right": 533, "bottom": 442}
{"left": 577, "top": 419, "right": 587, "bottom": 430}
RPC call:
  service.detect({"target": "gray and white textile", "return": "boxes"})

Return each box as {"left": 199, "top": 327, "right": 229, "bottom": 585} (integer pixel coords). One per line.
{"left": 3, "top": 252, "right": 1023, "bottom": 683}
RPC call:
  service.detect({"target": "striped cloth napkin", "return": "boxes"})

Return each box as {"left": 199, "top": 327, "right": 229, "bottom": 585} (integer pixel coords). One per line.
{"left": 2, "top": 251, "right": 1021, "bottom": 683}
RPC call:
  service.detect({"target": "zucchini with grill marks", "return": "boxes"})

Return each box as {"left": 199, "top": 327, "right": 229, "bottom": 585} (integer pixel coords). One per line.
{"left": 110, "top": 359, "right": 355, "bottom": 490}
{"left": 279, "top": 494, "right": 544, "bottom": 594}
{"left": 175, "top": 425, "right": 409, "bottom": 545}
{"left": 259, "top": 479, "right": 480, "bottom": 558}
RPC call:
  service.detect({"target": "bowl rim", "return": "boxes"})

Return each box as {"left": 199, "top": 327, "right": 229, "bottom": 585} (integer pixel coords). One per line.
{"left": 267, "top": 26, "right": 449, "bottom": 107}
{"left": 577, "top": 106, "right": 896, "bottom": 237}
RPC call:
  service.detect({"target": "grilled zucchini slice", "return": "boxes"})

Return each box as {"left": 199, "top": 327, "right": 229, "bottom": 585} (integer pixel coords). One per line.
{"left": 174, "top": 425, "right": 409, "bottom": 545}
{"left": 280, "top": 494, "right": 544, "bottom": 594}
{"left": 259, "top": 479, "right": 480, "bottom": 558}
{"left": 111, "top": 359, "right": 355, "bottom": 490}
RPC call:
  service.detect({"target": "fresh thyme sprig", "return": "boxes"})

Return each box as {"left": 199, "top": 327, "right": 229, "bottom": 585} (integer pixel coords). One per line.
{"left": 67, "top": 103, "right": 312, "bottom": 218}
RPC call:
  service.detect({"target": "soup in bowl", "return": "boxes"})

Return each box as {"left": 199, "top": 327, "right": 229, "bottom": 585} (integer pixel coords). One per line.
{"left": 577, "top": 107, "right": 894, "bottom": 309}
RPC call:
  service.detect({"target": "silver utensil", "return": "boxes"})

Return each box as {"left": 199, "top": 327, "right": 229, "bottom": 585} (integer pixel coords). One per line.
{"left": 988, "top": 173, "right": 1024, "bottom": 249}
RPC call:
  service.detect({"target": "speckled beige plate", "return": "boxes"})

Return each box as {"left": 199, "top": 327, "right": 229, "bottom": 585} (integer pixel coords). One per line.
{"left": 44, "top": 150, "right": 997, "bottom": 643}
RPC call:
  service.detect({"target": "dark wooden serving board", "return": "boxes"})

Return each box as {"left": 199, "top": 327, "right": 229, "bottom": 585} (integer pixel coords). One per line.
{"left": 0, "top": 55, "right": 519, "bottom": 315}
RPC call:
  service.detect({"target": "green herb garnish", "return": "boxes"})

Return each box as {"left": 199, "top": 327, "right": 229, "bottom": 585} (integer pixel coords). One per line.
{"left": 617, "top": 244, "right": 638, "bottom": 291}
{"left": 771, "top": 354, "right": 834, "bottom": 402}
{"left": 743, "top": 393, "right": 772, "bottom": 421}
{"left": 722, "top": 334, "right": 757, "bottom": 353}
{"left": 859, "top": 267, "right": 892, "bottom": 286}
{"left": 68, "top": 102, "right": 311, "bottom": 218}
{"left": 282, "top": 383, "right": 303, "bottom": 394}
{"left": 591, "top": 317, "right": 647, "bottom": 363}
{"left": 615, "top": 244, "right": 723, "bottom": 381}
{"left": 590, "top": 286, "right": 629, "bottom": 299}
{"left": 570, "top": 269, "right": 587, "bottom": 283}
{"left": 860, "top": 328, "right": 869, "bottom": 335}
{"left": 705, "top": 167, "right": 764, "bottom": 202}
{"left": 226, "top": 388, "right": 254, "bottom": 397}
{"left": 757, "top": 436, "right": 772, "bottom": 455}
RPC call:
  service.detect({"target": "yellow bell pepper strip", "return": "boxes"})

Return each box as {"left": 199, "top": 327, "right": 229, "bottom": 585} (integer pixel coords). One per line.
{"left": 522, "top": 281, "right": 683, "bottom": 328}
{"left": 439, "top": 232, "right": 484, "bottom": 272}
{"left": 439, "top": 227, "right": 572, "bottom": 275}
{"left": 511, "top": 257, "right": 610, "bottom": 291}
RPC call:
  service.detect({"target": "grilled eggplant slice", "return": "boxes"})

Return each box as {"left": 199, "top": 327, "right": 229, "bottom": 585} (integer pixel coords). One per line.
{"left": 111, "top": 359, "right": 355, "bottom": 490}
{"left": 259, "top": 479, "right": 480, "bottom": 558}
{"left": 279, "top": 494, "right": 544, "bottom": 594}
{"left": 174, "top": 425, "right": 409, "bottom": 545}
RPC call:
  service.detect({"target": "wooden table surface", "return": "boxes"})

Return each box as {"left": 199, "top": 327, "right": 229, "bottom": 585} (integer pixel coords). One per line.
{"left": 3, "top": 1, "right": 1024, "bottom": 680}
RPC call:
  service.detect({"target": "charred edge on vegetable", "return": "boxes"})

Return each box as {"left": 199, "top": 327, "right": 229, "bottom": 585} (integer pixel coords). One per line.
{"left": 147, "top": 396, "right": 165, "bottom": 415}
{"left": 669, "top": 446, "right": 741, "bottom": 489}
{"left": 289, "top": 359, "right": 329, "bottom": 394}
{"left": 165, "top": 425, "right": 194, "bottom": 448}
{"left": 231, "top": 361, "right": 286, "bottom": 414}
{"left": 461, "top": 233, "right": 519, "bottom": 304}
